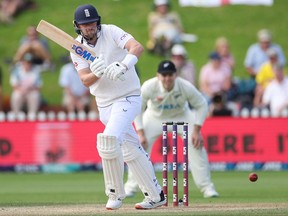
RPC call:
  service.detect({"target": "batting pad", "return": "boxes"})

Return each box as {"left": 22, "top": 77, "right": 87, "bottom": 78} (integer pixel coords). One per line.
{"left": 122, "top": 142, "right": 161, "bottom": 202}
{"left": 97, "top": 133, "right": 125, "bottom": 199}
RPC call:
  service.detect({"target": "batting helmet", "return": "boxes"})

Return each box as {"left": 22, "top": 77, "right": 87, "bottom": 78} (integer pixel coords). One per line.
{"left": 74, "top": 4, "right": 101, "bottom": 25}
{"left": 73, "top": 4, "right": 101, "bottom": 35}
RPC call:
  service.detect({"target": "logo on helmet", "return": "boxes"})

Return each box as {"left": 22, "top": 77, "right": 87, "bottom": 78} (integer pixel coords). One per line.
{"left": 84, "top": 9, "right": 90, "bottom": 17}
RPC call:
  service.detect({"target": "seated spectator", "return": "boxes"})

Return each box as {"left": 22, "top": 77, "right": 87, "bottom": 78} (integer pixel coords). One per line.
{"left": 20, "top": 25, "right": 50, "bottom": 50}
{"left": 10, "top": 52, "right": 43, "bottom": 114}
{"left": 0, "top": 0, "right": 36, "bottom": 24}
{"left": 147, "top": 0, "right": 183, "bottom": 56}
{"left": 244, "top": 29, "right": 286, "bottom": 78}
{"left": 208, "top": 93, "right": 233, "bottom": 117}
{"left": 253, "top": 48, "right": 278, "bottom": 107}
{"left": 262, "top": 64, "right": 288, "bottom": 117}
{"left": 170, "top": 44, "right": 195, "bottom": 85}
{"left": 13, "top": 25, "right": 51, "bottom": 70}
{"left": 59, "top": 56, "right": 90, "bottom": 113}
{"left": 214, "top": 36, "right": 235, "bottom": 71}
{"left": 199, "top": 51, "right": 232, "bottom": 103}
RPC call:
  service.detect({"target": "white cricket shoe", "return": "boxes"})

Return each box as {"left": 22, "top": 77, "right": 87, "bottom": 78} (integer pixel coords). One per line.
{"left": 135, "top": 191, "right": 166, "bottom": 210}
{"left": 203, "top": 186, "right": 219, "bottom": 198}
{"left": 106, "top": 194, "right": 123, "bottom": 210}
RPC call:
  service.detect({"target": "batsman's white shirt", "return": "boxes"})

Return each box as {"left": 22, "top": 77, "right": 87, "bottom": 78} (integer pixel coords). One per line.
{"left": 70, "top": 24, "right": 141, "bottom": 107}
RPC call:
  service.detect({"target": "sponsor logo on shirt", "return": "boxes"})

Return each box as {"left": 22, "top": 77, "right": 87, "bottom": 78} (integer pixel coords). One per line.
{"left": 120, "top": 33, "right": 128, "bottom": 41}
{"left": 157, "top": 104, "right": 181, "bottom": 110}
{"left": 72, "top": 45, "right": 96, "bottom": 62}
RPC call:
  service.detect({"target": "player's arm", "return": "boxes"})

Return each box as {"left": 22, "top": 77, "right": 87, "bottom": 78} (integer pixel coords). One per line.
{"left": 186, "top": 83, "right": 208, "bottom": 149}
{"left": 123, "top": 38, "right": 144, "bottom": 59}
{"left": 191, "top": 124, "right": 204, "bottom": 149}
{"left": 71, "top": 53, "right": 105, "bottom": 87}
{"left": 134, "top": 83, "right": 150, "bottom": 150}
{"left": 104, "top": 38, "right": 144, "bottom": 81}
{"left": 77, "top": 67, "right": 99, "bottom": 87}
{"left": 137, "top": 129, "right": 148, "bottom": 151}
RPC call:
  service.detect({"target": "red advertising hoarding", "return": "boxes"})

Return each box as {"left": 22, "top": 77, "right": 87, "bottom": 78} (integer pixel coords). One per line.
{"left": 0, "top": 118, "right": 287, "bottom": 166}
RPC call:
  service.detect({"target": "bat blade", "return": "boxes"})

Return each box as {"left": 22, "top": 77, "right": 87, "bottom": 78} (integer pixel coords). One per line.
{"left": 36, "top": 20, "right": 96, "bottom": 63}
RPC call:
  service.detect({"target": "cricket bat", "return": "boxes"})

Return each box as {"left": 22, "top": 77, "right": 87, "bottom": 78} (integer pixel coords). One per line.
{"left": 36, "top": 20, "right": 97, "bottom": 63}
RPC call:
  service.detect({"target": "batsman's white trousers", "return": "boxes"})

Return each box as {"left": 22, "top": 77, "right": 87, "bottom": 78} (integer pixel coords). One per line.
{"left": 125, "top": 108, "right": 215, "bottom": 193}
{"left": 98, "top": 95, "right": 162, "bottom": 200}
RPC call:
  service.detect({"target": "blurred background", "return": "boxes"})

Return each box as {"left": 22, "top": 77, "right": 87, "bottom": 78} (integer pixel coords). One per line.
{"left": 0, "top": 0, "right": 287, "bottom": 107}
{"left": 0, "top": 1, "right": 287, "bottom": 214}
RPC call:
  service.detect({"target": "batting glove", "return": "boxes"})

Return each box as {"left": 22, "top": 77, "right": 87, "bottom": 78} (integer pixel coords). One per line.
{"left": 104, "top": 61, "right": 126, "bottom": 81}
{"left": 90, "top": 54, "right": 105, "bottom": 78}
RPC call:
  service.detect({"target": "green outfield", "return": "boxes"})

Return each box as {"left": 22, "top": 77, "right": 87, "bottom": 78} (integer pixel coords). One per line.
{"left": 0, "top": 171, "right": 287, "bottom": 215}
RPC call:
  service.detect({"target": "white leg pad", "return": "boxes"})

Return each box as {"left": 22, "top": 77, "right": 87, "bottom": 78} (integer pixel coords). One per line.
{"left": 97, "top": 133, "right": 125, "bottom": 199}
{"left": 122, "top": 142, "right": 161, "bottom": 202}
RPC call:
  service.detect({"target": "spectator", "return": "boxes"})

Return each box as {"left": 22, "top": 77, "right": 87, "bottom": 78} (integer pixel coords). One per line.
{"left": 59, "top": 56, "right": 90, "bottom": 113}
{"left": 147, "top": 0, "right": 183, "bottom": 56}
{"left": 20, "top": 25, "right": 50, "bottom": 51}
{"left": 199, "top": 51, "right": 232, "bottom": 103}
{"left": 170, "top": 44, "right": 196, "bottom": 85}
{"left": 214, "top": 36, "right": 235, "bottom": 71}
{"left": 9, "top": 52, "right": 43, "bottom": 114}
{"left": 238, "top": 29, "right": 286, "bottom": 109}
{"left": 262, "top": 64, "right": 288, "bottom": 117}
{"left": 0, "top": 0, "right": 36, "bottom": 24}
{"left": 13, "top": 25, "right": 51, "bottom": 70}
{"left": 244, "top": 29, "right": 286, "bottom": 78}
{"left": 208, "top": 93, "right": 233, "bottom": 117}
{"left": 253, "top": 48, "right": 278, "bottom": 107}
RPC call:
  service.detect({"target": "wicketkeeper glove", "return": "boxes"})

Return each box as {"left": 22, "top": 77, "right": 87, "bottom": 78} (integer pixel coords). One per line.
{"left": 104, "top": 61, "right": 126, "bottom": 81}
{"left": 90, "top": 54, "right": 105, "bottom": 78}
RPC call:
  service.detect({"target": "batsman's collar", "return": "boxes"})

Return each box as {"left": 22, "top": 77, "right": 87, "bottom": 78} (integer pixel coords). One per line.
{"left": 157, "top": 60, "right": 176, "bottom": 75}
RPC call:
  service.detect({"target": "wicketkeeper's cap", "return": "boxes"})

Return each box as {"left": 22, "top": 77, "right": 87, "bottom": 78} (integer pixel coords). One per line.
{"left": 157, "top": 60, "right": 176, "bottom": 74}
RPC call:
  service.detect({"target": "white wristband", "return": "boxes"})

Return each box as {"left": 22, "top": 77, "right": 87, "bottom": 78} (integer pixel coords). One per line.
{"left": 121, "top": 54, "right": 138, "bottom": 70}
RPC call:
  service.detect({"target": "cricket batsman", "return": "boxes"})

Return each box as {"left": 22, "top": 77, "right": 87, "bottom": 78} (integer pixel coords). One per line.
{"left": 70, "top": 4, "right": 166, "bottom": 210}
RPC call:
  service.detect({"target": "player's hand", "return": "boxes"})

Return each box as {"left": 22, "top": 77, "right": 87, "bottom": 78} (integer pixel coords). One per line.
{"left": 104, "top": 61, "right": 126, "bottom": 81}
{"left": 192, "top": 131, "right": 204, "bottom": 149}
{"left": 90, "top": 54, "right": 105, "bottom": 78}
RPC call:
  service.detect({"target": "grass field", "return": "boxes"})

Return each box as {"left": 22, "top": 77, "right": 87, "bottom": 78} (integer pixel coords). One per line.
{"left": 1, "top": 0, "right": 288, "bottom": 106}
{"left": 0, "top": 171, "right": 287, "bottom": 215}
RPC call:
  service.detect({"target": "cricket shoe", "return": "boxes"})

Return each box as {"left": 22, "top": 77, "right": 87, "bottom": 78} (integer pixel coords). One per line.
{"left": 203, "top": 186, "right": 219, "bottom": 198}
{"left": 106, "top": 194, "right": 123, "bottom": 210}
{"left": 135, "top": 191, "right": 166, "bottom": 210}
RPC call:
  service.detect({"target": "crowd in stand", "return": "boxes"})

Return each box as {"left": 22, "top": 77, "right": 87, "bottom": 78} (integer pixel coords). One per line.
{"left": 147, "top": 0, "right": 288, "bottom": 118}
{"left": 0, "top": 0, "right": 287, "bottom": 119}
